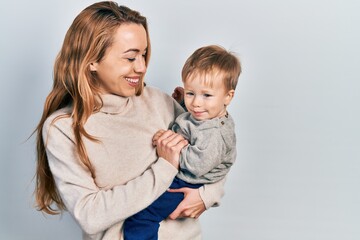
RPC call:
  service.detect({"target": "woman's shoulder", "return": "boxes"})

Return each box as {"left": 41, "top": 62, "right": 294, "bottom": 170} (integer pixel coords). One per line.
{"left": 142, "top": 85, "right": 172, "bottom": 100}
{"left": 140, "top": 85, "right": 185, "bottom": 119}
{"left": 43, "top": 106, "right": 73, "bottom": 132}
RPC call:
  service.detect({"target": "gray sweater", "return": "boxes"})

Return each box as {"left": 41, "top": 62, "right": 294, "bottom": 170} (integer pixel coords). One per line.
{"left": 173, "top": 112, "right": 236, "bottom": 184}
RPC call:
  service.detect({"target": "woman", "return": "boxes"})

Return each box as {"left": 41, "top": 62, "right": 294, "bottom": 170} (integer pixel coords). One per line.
{"left": 35, "top": 1, "right": 225, "bottom": 239}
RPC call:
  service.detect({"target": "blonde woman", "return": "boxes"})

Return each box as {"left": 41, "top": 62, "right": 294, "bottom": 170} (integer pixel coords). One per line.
{"left": 34, "top": 1, "right": 225, "bottom": 240}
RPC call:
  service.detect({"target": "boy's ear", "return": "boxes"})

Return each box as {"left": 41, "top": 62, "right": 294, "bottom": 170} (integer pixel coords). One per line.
{"left": 225, "top": 89, "right": 235, "bottom": 106}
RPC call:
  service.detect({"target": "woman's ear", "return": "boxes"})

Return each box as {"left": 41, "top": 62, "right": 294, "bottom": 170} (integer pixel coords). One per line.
{"left": 89, "top": 62, "right": 97, "bottom": 72}
{"left": 225, "top": 89, "right": 235, "bottom": 106}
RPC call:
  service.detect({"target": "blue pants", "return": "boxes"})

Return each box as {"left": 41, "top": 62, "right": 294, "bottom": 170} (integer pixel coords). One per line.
{"left": 123, "top": 177, "right": 202, "bottom": 240}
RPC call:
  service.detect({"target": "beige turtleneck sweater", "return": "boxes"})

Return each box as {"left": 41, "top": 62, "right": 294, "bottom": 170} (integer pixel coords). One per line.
{"left": 43, "top": 86, "right": 225, "bottom": 240}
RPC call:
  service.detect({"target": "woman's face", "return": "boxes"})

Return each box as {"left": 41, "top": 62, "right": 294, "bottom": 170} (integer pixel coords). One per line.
{"left": 90, "top": 23, "right": 148, "bottom": 97}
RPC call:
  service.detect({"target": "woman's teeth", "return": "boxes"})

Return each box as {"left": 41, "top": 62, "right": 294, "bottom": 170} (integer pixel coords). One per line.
{"left": 125, "top": 78, "right": 139, "bottom": 83}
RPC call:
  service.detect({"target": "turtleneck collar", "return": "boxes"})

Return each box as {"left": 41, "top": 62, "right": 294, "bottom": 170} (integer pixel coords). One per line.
{"left": 99, "top": 94, "right": 132, "bottom": 115}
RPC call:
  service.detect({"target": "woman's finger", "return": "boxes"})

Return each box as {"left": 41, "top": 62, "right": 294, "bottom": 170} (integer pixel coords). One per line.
{"left": 168, "top": 188, "right": 205, "bottom": 220}
{"left": 152, "top": 129, "right": 166, "bottom": 146}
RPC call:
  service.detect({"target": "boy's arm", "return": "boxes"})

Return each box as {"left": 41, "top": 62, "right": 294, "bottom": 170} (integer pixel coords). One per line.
{"left": 179, "top": 130, "right": 224, "bottom": 177}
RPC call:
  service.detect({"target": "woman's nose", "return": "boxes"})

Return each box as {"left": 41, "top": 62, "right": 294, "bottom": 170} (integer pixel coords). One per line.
{"left": 134, "top": 57, "right": 147, "bottom": 73}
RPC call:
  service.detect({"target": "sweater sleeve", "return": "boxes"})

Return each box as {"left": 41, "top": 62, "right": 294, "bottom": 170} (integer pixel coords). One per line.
{"left": 179, "top": 130, "right": 224, "bottom": 177}
{"left": 199, "top": 177, "right": 226, "bottom": 209}
{"left": 43, "top": 119, "right": 178, "bottom": 235}
{"left": 173, "top": 99, "right": 186, "bottom": 119}
{"left": 180, "top": 130, "right": 227, "bottom": 209}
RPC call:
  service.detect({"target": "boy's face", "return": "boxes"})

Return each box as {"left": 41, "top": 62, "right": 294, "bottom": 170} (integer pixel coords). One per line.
{"left": 184, "top": 73, "right": 234, "bottom": 121}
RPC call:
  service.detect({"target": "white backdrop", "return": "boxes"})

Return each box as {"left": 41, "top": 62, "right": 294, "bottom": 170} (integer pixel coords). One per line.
{"left": 1, "top": 0, "right": 359, "bottom": 239}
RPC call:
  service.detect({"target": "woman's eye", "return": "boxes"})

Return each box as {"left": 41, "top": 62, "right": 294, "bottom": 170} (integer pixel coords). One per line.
{"left": 203, "top": 94, "right": 212, "bottom": 97}
{"left": 127, "top": 58, "right": 136, "bottom": 62}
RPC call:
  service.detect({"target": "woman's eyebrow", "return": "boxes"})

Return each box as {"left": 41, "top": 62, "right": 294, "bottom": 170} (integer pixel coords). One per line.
{"left": 123, "top": 47, "right": 147, "bottom": 54}
{"left": 124, "top": 48, "right": 140, "bottom": 53}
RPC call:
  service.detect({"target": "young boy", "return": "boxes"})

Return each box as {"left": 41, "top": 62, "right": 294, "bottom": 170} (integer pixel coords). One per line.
{"left": 124, "top": 45, "right": 241, "bottom": 240}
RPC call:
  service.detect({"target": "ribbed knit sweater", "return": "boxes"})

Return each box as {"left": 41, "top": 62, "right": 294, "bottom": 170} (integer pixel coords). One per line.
{"left": 173, "top": 112, "right": 236, "bottom": 184}
{"left": 43, "top": 86, "right": 225, "bottom": 240}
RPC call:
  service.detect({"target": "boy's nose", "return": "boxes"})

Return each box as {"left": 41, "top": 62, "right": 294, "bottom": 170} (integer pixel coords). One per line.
{"left": 192, "top": 96, "right": 202, "bottom": 107}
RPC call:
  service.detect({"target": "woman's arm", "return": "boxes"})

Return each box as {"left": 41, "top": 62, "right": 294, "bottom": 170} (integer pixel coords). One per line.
{"left": 44, "top": 119, "right": 178, "bottom": 235}
{"left": 199, "top": 177, "right": 226, "bottom": 209}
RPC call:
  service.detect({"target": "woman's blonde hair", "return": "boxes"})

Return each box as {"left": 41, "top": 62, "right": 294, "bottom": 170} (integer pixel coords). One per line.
{"left": 34, "top": 1, "right": 151, "bottom": 215}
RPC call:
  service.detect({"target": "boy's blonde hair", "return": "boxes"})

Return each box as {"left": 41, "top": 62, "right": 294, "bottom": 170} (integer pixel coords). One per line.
{"left": 182, "top": 45, "right": 241, "bottom": 91}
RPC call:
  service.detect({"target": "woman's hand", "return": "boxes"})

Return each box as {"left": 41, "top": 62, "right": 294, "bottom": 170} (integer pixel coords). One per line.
{"left": 172, "top": 86, "right": 184, "bottom": 104}
{"left": 167, "top": 188, "right": 206, "bottom": 219}
{"left": 152, "top": 129, "right": 165, "bottom": 146}
{"left": 152, "top": 129, "right": 188, "bottom": 169}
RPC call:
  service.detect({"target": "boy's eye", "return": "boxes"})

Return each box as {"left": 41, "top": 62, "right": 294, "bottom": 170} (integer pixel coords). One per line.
{"left": 185, "top": 92, "right": 194, "bottom": 96}
{"left": 203, "top": 94, "right": 212, "bottom": 97}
